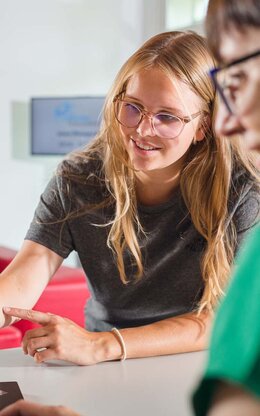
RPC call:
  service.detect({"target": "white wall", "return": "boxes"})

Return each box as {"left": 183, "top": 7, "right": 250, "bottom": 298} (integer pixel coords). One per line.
{"left": 0, "top": 0, "right": 155, "bottom": 263}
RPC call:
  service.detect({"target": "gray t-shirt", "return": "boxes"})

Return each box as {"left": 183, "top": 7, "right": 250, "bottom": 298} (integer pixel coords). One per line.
{"left": 25, "top": 158, "right": 260, "bottom": 331}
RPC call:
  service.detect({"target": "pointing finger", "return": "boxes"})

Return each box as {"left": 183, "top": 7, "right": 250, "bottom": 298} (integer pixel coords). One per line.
{"left": 2, "top": 307, "right": 53, "bottom": 325}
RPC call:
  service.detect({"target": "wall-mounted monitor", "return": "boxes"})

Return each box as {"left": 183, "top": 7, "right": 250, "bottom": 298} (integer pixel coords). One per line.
{"left": 31, "top": 96, "right": 105, "bottom": 155}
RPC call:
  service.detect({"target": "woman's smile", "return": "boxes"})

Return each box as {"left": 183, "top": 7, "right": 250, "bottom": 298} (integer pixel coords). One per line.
{"left": 130, "top": 136, "right": 162, "bottom": 152}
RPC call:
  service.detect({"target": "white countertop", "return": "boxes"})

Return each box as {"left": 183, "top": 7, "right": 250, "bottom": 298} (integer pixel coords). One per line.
{"left": 0, "top": 348, "right": 207, "bottom": 416}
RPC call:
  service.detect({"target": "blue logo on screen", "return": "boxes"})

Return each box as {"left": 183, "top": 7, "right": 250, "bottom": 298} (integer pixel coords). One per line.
{"left": 54, "top": 101, "right": 89, "bottom": 125}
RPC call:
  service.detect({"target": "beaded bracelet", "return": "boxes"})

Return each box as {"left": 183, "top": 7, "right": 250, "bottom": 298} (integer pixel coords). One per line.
{"left": 111, "top": 327, "right": 127, "bottom": 361}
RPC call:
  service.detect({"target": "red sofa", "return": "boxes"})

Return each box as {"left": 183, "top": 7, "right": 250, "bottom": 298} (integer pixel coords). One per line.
{"left": 0, "top": 326, "right": 22, "bottom": 349}
{"left": 0, "top": 246, "right": 90, "bottom": 346}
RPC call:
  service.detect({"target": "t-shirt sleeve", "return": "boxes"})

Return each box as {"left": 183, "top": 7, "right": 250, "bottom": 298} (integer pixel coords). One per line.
{"left": 25, "top": 174, "right": 75, "bottom": 258}
{"left": 192, "top": 224, "right": 260, "bottom": 416}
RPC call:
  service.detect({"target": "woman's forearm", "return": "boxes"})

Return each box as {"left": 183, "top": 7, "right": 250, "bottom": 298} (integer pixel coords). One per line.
{"left": 102, "top": 310, "right": 213, "bottom": 361}
{"left": 0, "top": 240, "right": 63, "bottom": 327}
{"left": 3, "top": 307, "right": 213, "bottom": 365}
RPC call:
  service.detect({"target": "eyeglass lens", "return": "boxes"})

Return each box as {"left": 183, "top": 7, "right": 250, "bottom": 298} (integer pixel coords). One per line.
{"left": 115, "top": 101, "right": 184, "bottom": 139}
{"left": 214, "top": 51, "right": 260, "bottom": 113}
{"left": 215, "top": 67, "right": 242, "bottom": 113}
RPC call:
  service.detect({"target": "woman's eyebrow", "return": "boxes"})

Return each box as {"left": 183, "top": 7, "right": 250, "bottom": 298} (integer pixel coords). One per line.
{"left": 124, "top": 95, "right": 184, "bottom": 114}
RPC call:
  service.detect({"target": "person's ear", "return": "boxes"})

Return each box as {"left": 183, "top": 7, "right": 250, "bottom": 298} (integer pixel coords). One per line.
{"left": 194, "top": 115, "right": 210, "bottom": 143}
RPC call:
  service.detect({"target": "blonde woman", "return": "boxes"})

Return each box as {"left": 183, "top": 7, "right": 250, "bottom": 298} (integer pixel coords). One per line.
{"left": 1, "top": 31, "right": 259, "bottom": 365}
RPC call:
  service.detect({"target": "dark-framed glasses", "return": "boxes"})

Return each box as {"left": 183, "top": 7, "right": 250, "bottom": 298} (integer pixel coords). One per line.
{"left": 113, "top": 98, "right": 201, "bottom": 139}
{"left": 209, "top": 49, "right": 260, "bottom": 114}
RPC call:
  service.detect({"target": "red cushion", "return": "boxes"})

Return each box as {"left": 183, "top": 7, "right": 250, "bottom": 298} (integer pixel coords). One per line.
{"left": 0, "top": 246, "right": 17, "bottom": 272}
{"left": 13, "top": 279, "right": 89, "bottom": 335}
{"left": 0, "top": 246, "right": 17, "bottom": 259}
{"left": 0, "top": 326, "right": 22, "bottom": 349}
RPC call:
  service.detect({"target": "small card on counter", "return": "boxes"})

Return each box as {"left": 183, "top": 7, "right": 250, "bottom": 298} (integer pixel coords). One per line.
{"left": 0, "top": 382, "right": 23, "bottom": 410}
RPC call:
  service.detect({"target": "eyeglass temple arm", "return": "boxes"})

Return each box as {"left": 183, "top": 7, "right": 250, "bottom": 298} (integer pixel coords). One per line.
{"left": 182, "top": 111, "right": 202, "bottom": 123}
{"left": 209, "top": 68, "right": 233, "bottom": 114}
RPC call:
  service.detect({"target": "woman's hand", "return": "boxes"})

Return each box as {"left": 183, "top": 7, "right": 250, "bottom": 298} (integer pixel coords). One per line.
{"left": 0, "top": 400, "right": 81, "bottom": 416}
{"left": 3, "top": 306, "right": 212, "bottom": 361}
{"left": 2, "top": 307, "right": 120, "bottom": 365}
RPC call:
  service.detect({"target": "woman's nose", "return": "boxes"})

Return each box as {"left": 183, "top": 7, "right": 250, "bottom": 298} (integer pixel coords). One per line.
{"left": 215, "top": 103, "right": 245, "bottom": 137}
{"left": 136, "top": 115, "right": 156, "bottom": 137}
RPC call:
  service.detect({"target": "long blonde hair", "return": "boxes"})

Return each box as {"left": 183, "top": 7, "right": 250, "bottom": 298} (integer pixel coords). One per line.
{"left": 62, "top": 31, "right": 258, "bottom": 312}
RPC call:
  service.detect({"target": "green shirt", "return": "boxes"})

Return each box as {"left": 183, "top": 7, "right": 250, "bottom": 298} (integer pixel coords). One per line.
{"left": 193, "top": 224, "right": 260, "bottom": 416}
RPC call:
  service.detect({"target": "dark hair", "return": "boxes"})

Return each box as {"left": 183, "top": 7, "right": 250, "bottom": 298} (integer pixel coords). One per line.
{"left": 206, "top": 0, "right": 260, "bottom": 61}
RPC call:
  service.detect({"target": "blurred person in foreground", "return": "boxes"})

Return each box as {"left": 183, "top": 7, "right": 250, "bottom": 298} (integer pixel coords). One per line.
{"left": 193, "top": 0, "right": 260, "bottom": 415}
{"left": 0, "top": 400, "right": 80, "bottom": 416}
